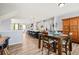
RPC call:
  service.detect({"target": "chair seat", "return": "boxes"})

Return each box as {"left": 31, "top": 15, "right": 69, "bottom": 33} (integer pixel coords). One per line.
{"left": 62, "top": 39, "right": 70, "bottom": 46}
{"left": 43, "top": 40, "right": 54, "bottom": 44}
{"left": 62, "top": 40, "right": 66, "bottom": 45}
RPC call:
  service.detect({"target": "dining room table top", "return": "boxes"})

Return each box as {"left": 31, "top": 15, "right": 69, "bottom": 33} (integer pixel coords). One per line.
{"left": 48, "top": 33, "right": 68, "bottom": 38}
{"left": 39, "top": 32, "right": 68, "bottom": 39}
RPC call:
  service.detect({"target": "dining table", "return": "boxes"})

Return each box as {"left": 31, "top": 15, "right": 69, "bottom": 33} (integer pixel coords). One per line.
{"left": 38, "top": 33, "right": 72, "bottom": 55}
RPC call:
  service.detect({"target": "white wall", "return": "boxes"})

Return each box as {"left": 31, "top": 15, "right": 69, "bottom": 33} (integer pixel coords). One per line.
{"left": 54, "top": 16, "right": 63, "bottom": 31}
{"left": 0, "top": 19, "right": 11, "bottom": 31}
{"left": 36, "top": 18, "right": 54, "bottom": 31}
{"left": 0, "top": 19, "right": 23, "bottom": 45}
{"left": 0, "top": 31, "right": 22, "bottom": 45}
{"left": 61, "top": 11, "right": 79, "bottom": 19}
{"left": 11, "top": 18, "right": 34, "bottom": 24}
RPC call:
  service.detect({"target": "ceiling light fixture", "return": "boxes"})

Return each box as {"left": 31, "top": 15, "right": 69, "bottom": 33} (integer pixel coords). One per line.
{"left": 57, "top": 3, "right": 65, "bottom": 8}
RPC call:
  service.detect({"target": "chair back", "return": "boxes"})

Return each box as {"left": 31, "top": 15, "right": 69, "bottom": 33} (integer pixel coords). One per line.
{"left": 63, "top": 33, "right": 72, "bottom": 45}
{"left": 3, "top": 37, "right": 10, "bottom": 48}
{"left": 42, "top": 34, "right": 49, "bottom": 41}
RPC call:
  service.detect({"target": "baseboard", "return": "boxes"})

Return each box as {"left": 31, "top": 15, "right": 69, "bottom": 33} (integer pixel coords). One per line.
{"left": 9, "top": 43, "right": 22, "bottom": 48}
{"left": 9, "top": 42, "right": 22, "bottom": 46}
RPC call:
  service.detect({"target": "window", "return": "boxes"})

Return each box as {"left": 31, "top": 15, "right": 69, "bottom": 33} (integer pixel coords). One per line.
{"left": 11, "top": 23, "right": 27, "bottom": 30}
{"left": 14, "top": 24, "right": 19, "bottom": 30}
{"left": 11, "top": 23, "right": 34, "bottom": 30}
{"left": 22, "top": 24, "right": 26, "bottom": 30}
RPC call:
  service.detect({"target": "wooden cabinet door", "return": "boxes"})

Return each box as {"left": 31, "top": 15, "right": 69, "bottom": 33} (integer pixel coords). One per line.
{"left": 70, "top": 18, "right": 78, "bottom": 42}
{"left": 63, "top": 17, "right": 79, "bottom": 43}
{"left": 63, "top": 19, "right": 70, "bottom": 34}
{"left": 77, "top": 17, "right": 79, "bottom": 42}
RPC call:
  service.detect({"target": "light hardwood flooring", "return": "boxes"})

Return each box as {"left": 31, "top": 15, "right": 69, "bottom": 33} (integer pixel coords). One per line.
{"left": 9, "top": 33, "right": 79, "bottom": 55}
{"left": 9, "top": 32, "right": 41, "bottom": 55}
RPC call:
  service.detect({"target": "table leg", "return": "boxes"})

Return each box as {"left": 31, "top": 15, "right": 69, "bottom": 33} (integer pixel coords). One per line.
{"left": 38, "top": 38, "right": 41, "bottom": 49}
{"left": 1, "top": 49, "right": 4, "bottom": 55}
{"left": 69, "top": 40, "right": 72, "bottom": 51}
{"left": 58, "top": 38, "right": 62, "bottom": 55}
{"left": 69, "top": 40, "right": 72, "bottom": 55}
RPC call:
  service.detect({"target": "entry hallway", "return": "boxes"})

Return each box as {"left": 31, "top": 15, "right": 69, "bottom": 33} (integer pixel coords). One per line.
{"left": 9, "top": 33, "right": 79, "bottom": 55}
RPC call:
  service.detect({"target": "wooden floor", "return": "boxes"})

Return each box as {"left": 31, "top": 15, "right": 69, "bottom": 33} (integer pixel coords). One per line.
{"left": 9, "top": 33, "right": 41, "bottom": 55}
{"left": 9, "top": 32, "right": 79, "bottom": 55}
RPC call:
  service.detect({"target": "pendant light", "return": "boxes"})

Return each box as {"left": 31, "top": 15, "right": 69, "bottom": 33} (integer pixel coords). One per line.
{"left": 57, "top": 3, "right": 65, "bottom": 8}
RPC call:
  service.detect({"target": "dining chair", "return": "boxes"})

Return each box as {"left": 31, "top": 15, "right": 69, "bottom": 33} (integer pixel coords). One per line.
{"left": 0, "top": 44, "right": 4, "bottom": 55}
{"left": 0, "top": 37, "right": 10, "bottom": 55}
{"left": 41, "top": 34, "right": 57, "bottom": 55}
{"left": 61, "top": 33, "right": 72, "bottom": 55}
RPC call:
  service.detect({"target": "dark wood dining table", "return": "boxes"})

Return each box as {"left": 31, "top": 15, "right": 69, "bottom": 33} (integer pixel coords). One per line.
{"left": 38, "top": 33, "right": 72, "bottom": 55}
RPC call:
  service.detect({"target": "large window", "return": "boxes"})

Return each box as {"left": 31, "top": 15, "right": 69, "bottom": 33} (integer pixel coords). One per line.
{"left": 15, "top": 24, "right": 19, "bottom": 30}
{"left": 11, "top": 23, "right": 33, "bottom": 30}
{"left": 22, "top": 24, "right": 26, "bottom": 30}
{"left": 11, "top": 23, "right": 19, "bottom": 30}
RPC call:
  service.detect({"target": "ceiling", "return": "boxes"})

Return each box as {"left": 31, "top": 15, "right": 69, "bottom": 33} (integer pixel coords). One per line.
{"left": 0, "top": 3, "right": 16, "bottom": 16}
{"left": 0, "top": 3, "right": 79, "bottom": 20}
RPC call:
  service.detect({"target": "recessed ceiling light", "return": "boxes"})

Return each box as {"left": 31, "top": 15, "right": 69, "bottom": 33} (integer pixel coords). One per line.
{"left": 57, "top": 3, "right": 65, "bottom": 8}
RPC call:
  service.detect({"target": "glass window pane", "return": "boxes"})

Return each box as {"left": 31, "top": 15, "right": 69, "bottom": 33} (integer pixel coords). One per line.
{"left": 22, "top": 24, "right": 26, "bottom": 30}
{"left": 15, "top": 24, "right": 19, "bottom": 30}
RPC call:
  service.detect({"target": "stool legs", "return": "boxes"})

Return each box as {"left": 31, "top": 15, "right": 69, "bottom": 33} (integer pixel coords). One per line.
{"left": 0, "top": 47, "right": 9, "bottom": 55}
{"left": 0, "top": 49, "right": 4, "bottom": 55}
{"left": 4, "top": 48, "right": 10, "bottom": 55}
